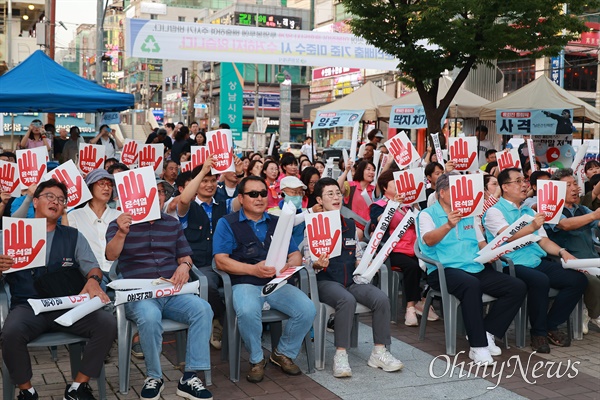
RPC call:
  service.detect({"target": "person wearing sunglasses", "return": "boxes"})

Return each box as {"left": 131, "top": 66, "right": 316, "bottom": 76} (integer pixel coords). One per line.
{"left": 1, "top": 179, "right": 115, "bottom": 400}
{"left": 213, "top": 176, "right": 316, "bottom": 384}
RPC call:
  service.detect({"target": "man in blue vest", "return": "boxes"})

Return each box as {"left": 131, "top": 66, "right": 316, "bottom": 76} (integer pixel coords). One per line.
{"left": 213, "top": 175, "right": 316, "bottom": 383}
{"left": 307, "top": 178, "right": 403, "bottom": 378}
{"left": 482, "top": 168, "right": 588, "bottom": 353}
{"left": 1, "top": 179, "right": 116, "bottom": 400}
{"left": 418, "top": 173, "right": 526, "bottom": 365}
{"left": 177, "top": 158, "right": 233, "bottom": 350}
{"left": 544, "top": 168, "right": 600, "bottom": 334}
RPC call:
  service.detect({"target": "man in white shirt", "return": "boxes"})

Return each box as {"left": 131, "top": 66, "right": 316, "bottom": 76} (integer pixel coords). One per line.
{"left": 476, "top": 125, "right": 494, "bottom": 167}
{"left": 358, "top": 129, "right": 384, "bottom": 158}
{"left": 89, "top": 124, "right": 123, "bottom": 160}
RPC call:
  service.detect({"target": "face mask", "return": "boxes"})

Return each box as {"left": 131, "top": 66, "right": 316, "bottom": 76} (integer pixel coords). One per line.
{"left": 285, "top": 195, "right": 303, "bottom": 209}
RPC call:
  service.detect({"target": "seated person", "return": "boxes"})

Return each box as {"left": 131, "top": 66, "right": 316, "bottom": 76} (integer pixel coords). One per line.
{"left": 370, "top": 170, "right": 439, "bottom": 327}
{"left": 106, "top": 182, "right": 213, "bottom": 400}
{"left": 213, "top": 176, "right": 316, "bottom": 383}
{"left": 544, "top": 168, "right": 600, "bottom": 334}
{"left": 309, "top": 178, "right": 403, "bottom": 378}
{"left": 522, "top": 170, "right": 551, "bottom": 210}
{"left": 418, "top": 173, "right": 527, "bottom": 365}
{"left": 583, "top": 160, "right": 600, "bottom": 193}
{"left": 581, "top": 173, "right": 600, "bottom": 211}
{"left": 482, "top": 168, "right": 588, "bottom": 353}
{"left": 1, "top": 180, "right": 116, "bottom": 400}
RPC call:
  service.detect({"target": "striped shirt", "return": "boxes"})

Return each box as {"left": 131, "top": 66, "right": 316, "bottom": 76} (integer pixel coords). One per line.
{"left": 106, "top": 213, "right": 193, "bottom": 279}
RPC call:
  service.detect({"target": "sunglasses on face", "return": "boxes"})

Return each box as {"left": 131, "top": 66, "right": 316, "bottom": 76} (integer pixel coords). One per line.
{"left": 243, "top": 190, "right": 268, "bottom": 198}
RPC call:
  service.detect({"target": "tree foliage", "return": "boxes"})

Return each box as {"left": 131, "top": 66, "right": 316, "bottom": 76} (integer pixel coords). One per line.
{"left": 342, "top": 0, "right": 598, "bottom": 144}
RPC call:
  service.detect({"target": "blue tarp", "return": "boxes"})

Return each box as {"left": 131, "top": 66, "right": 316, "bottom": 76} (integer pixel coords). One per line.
{"left": 0, "top": 50, "right": 134, "bottom": 113}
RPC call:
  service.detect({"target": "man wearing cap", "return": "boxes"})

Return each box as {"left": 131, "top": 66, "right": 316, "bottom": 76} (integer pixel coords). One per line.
{"left": 106, "top": 174, "right": 213, "bottom": 400}
{"left": 67, "top": 169, "right": 122, "bottom": 289}
{"left": 90, "top": 124, "right": 123, "bottom": 160}
{"left": 215, "top": 157, "right": 245, "bottom": 204}
{"left": 358, "top": 129, "right": 384, "bottom": 159}
{"left": 213, "top": 175, "right": 315, "bottom": 383}
{"left": 277, "top": 176, "right": 308, "bottom": 247}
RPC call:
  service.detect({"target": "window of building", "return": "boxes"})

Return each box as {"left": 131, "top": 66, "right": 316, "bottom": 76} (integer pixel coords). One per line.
{"left": 179, "top": 16, "right": 186, "bottom": 22}
{"left": 150, "top": 14, "right": 158, "bottom": 20}
{"left": 564, "top": 54, "right": 597, "bottom": 92}
{"left": 498, "top": 59, "right": 535, "bottom": 94}
{"left": 334, "top": 3, "right": 351, "bottom": 21}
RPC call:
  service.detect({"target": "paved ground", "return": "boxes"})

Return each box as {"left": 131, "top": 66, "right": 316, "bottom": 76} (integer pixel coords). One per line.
{"left": 2, "top": 299, "right": 600, "bottom": 399}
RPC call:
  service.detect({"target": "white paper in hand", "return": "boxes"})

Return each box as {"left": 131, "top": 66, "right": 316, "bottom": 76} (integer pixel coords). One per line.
{"left": 265, "top": 201, "right": 296, "bottom": 275}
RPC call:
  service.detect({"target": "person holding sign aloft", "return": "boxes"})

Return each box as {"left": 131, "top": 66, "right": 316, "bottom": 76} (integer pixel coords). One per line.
{"left": 307, "top": 177, "right": 403, "bottom": 378}
{"left": 1, "top": 179, "right": 115, "bottom": 400}
{"left": 482, "top": 168, "right": 588, "bottom": 353}
{"left": 417, "top": 173, "right": 527, "bottom": 366}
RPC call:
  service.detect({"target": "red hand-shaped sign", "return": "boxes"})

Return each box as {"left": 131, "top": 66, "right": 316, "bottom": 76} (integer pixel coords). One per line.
{"left": 118, "top": 171, "right": 157, "bottom": 221}
{"left": 208, "top": 131, "right": 233, "bottom": 172}
{"left": 4, "top": 219, "right": 45, "bottom": 270}
{"left": 79, "top": 146, "right": 104, "bottom": 173}
{"left": 538, "top": 181, "right": 565, "bottom": 222}
{"left": 394, "top": 172, "right": 424, "bottom": 204}
{"left": 139, "top": 146, "right": 163, "bottom": 172}
{"left": 450, "top": 176, "right": 484, "bottom": 217}
{"left": 388, "top": 137, "right": 413, "bottom": 168}
{"left": 307, "top": 214, "right": 341, "bottom": 258}
{"left": 190, "top": 147, "right": 209, "bottom": 169}
{"left": 449, "top": 138, "right": 477, "bottom": 171}
{"left": 51, "top": 169, "right": 83, "bottom": 207}
{"left": 181, "top": 162, "right": 192, "bottom": 173}
{"left": 18, "top": 151, "right": 46, "bottom": 187}
{"left": 121, "top": 141, "right": 139, "bottom": 166}
{"left": 0, "top": 163, "right": 20, "bottom": 193}
{"left": 498, "top": 151, "right": 520, "bottom": 171}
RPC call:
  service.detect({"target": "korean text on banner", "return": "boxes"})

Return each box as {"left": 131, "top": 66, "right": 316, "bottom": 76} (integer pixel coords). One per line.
{"left": 496, "top": 148, "right": 521, "bottom": 171}
{"left": 16, "top": 147, "right": 48, "bottom": 189}
{"left": 207, "top": 129, "right": 235, "bottom": 174}
{"left": 312, "top": 110, "right": 365, "bottom": 129}
{"left": 47, "top": 160, "right": 92, "bottom": 210}
{"left": 537, "top": 180, "right": 566, "bottom": 224}
{"left": 114, "top": 281, "right": 199, "bottom": 306}
{"left": 477, "top": 214, "right": 534, "bottom": 255}
{"left": 78, "top": 143, "right": 105, "bottom": 174}
{"left": 127, "top": 19, "right": 399, "bottom": 70}
{"left": 430, "top": 132, "right": 445, "bottom": 169}
{"left": 0, "top": 161, "right": 21, "bottom": 197}
{"left": 389, "top": 105, "right": 449, "bottom": 130}
{"left": 385, "top": 131, "right": 419, "bottom": 170}
{"left": 496, "top": 109, "right": 574, "bottom": 135}
{"left": 449, "top": 174, "right": 484, "bottom": 218}
{"left": 220, "top": 63, "right": 244, "bottom": 140}
{"left": 2, "top": 217, "right": 46, "bottom": 274}
{"left": 448, "top": 137, "right": 478, "bottom": 172}
{"left": 393, "top": 168, "right": 426, "bottom": 206}
{"left": 474, "top": 235, "right": 542, "bottom": 265}
{"left": 114, "top": 166, "right": 161, "bottom": 224}
{"left": 100, "top": 112, "right": 120, "bottom": 125}
{"left": 28, "top": 294, "right": 90, "bottom": 315}
{"left": 305, "top": 210, "right": 342, "bottom": 261}
{"left": 120, "top": 139, "right": 140, "bottom": 168}
{"left": 138, "top": 144, "right": 165, "bottom": 176}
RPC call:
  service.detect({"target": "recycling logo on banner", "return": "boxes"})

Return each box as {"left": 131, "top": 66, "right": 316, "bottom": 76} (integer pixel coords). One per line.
{"left": 141, "top": 35, "right": 160, "bottom": 53}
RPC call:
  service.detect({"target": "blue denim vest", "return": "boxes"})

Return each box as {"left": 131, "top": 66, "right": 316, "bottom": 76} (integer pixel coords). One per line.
{"left": 224, "top": 211, "right": 278, "bottom": 286}
{"left": 184, "top": 200, "right": 228, "bottom": 268}
{"left": 6, "top": 225, "right": 79, "bottom": 306}
{"left": 317, "top": 217, "right": 357, "bottom": 287}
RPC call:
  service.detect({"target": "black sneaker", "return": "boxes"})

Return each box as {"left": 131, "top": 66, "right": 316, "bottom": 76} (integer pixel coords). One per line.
{"left": 63, "top": 383, "right": 96, "bottom": 400}
{"left": 140, "top": 377, "right": 164, "bottom": 400}
{"left": 176, "top": 376, "right": 213, "bottom": 400}
{"left": 17, "top": 389, "right": 38, "bottom": 400}
{"left": 327, "top": 314, "right": 335, "bottom": 333}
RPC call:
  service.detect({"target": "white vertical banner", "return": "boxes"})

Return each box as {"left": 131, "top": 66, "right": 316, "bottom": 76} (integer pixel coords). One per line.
{"left": 526, "top": 139, "right": 537, "bottom": 172}
{"left": 430, "top": 132, "right": 445, "bottom": 169}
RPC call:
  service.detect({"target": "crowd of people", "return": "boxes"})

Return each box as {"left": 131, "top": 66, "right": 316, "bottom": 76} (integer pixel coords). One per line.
{"left": 0, "top": 121, "right": 599, "bottom": 400}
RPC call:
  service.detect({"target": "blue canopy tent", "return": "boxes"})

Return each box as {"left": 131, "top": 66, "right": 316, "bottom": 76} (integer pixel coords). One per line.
{"left": 0, "top": 50, "right": 133, "bottom": 112}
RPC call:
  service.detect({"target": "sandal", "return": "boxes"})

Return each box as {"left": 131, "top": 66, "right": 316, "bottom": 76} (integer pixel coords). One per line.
{"left": 547, "top": 330, "right": 571, "bottom": 347}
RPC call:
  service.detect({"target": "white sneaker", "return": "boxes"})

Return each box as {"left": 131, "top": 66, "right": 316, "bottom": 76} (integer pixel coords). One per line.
{"left": 486, "top": 332, "right": 502, "bottom": 356}
{"left": 583, "top": 307, "right": 590, "bottom": 335}
{"left": 469, "top": 347, "right": 494, "bottom": 366}
{"left": 405, "top": 307, "right": 418, "bottom": 327}
{"left": 591, "top": 316, "right": 600, "bottom": 330}
{"left": 415, "top": 301, "right": 440, "bottom": 321}
{"left": 333, "top": 351, "right": 352, "bottom": 378}
{"left": 368, "top": 348, "right": 404, "bottom": 372}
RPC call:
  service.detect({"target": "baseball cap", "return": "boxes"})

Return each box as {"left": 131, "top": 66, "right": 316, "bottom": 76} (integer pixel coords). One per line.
{"left": 85, "top": 168, "right": 114, "bottom": 186}
{"left": 374, "top": 130, "right": 384, "bottom": 138}
{"left": 280, "top": 176, "right": 307, "bottom": 190}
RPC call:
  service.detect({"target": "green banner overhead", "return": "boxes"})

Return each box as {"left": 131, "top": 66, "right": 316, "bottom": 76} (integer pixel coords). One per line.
{"left": 220, "top": 63, "right": 244, "bottom": 141}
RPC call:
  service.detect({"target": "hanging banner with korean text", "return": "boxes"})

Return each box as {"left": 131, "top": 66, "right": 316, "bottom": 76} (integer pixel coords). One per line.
{"left": 305, "top": 210, "right": 342, "bottom": 261}
{"left": 388, "top": 105, "right": 448, "bottom": 129}
{"left": 312, "top": 110, "right": 364, "bottom": 129}
{"left": 496, "top": 109, "right": 574, "bottom": 135}
{"left": 2, "top": 217, "right": 46, "bottom": 273}
{"left": 126, "top": 19, "right": 399, "bottom": 70}
{"left": 449, "top": 174, "right": 484, "bottom": 218}
{"left": 114, "top": 166, "right": 161, "bottom": 224}
{"left": 219, "top": 63, "right": 244, "bottom": 140}
{"left": 47, "top": 160, "right": 92, "bottom": 210}
{"left": 448, "top": 137, "right": 478, "bottom": 172}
